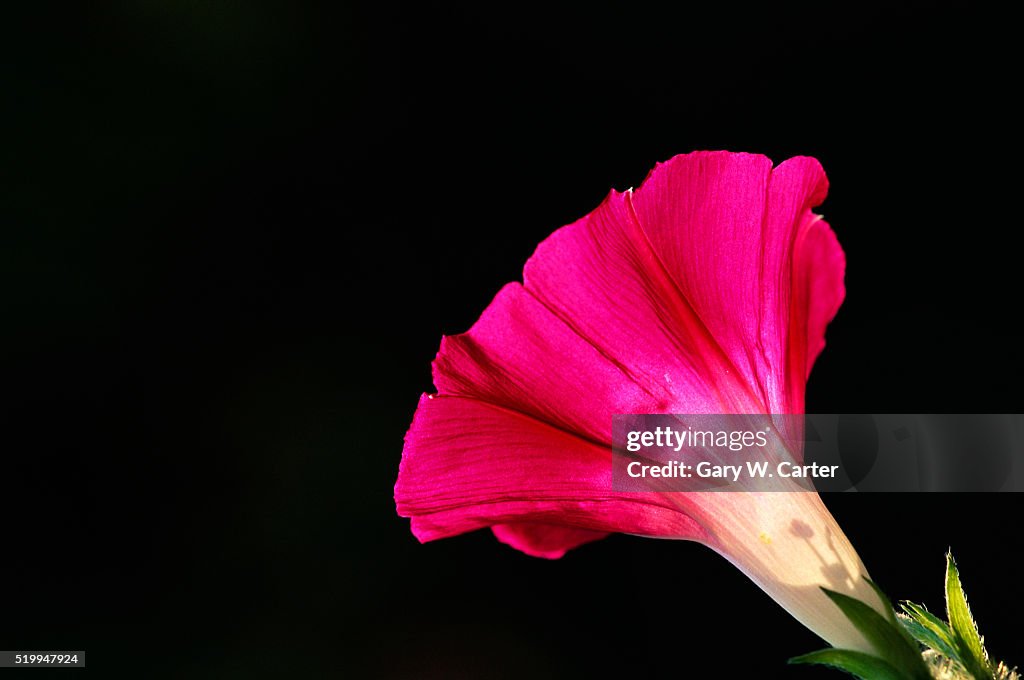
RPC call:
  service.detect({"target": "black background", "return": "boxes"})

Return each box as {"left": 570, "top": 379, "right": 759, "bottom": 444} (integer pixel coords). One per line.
{"left": 3, "top": 2, "right": 1021, "bottom": 678}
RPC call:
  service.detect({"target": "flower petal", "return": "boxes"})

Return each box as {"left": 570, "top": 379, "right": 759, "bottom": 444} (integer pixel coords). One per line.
{"left": 521, "top": 187, "right": 759, "bottom": 416}
{"left": 792, "top": 215, "right": 846, "bottom": 384}
{"left": 628, "top": 152, "right": 832, "bottom": 414}
{"left": 491, "top": 523, "right": 608, "bottom": 560}
{"left": 395, "top": 394, "right": 709, "bottom": 544}
{"left": 434, "top": 281, "right": 702, "bottom": 443}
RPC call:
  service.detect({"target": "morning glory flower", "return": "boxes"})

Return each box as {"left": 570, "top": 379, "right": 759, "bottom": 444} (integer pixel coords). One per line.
{"left": 395, "top": 151, "right": 887, "bottom": 651}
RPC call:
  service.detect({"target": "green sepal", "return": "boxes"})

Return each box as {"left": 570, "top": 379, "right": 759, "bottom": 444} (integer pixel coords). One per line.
{"left": 865, "top": 577, "right": 923, "bottom": 652}
{"left": 945, "top": 552, "right": 994, "bottom": 680}
{"left": 789, "top": 649, "right": 907, "bottom": 680}
{"left": 864, "top": 577, "right": 899, "bottom": 625}
{"left": 899, "top": 601, "right": 959, "bottom": 660}
{"left": 821, "top": 588, "right": 932, "bottom": 680}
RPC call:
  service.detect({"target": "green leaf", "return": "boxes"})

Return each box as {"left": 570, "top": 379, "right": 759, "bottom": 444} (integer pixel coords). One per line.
{"left": 822, "top": 588, "right": 932, "bottom": 680}
{"left": 789, "top": 649, "right": 908, "bottom": 680}
{"left": 899, "top": 601, "right": 959, "bottom": 660}
{"left": 945, "top": 552, "right": 994, "bottom": 680}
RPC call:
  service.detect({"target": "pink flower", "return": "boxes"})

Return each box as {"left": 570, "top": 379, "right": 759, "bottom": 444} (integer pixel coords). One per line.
{"left": 395, "top": 151, "right": 883, "bottom": 650}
